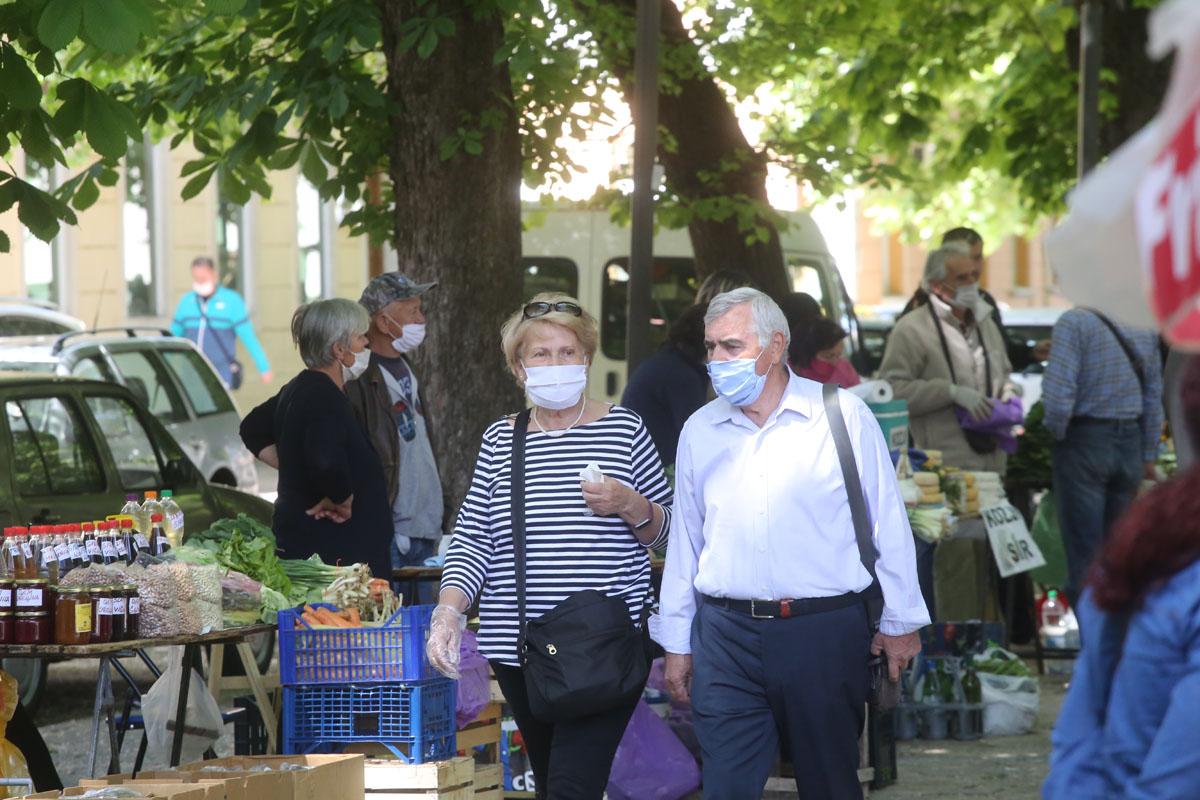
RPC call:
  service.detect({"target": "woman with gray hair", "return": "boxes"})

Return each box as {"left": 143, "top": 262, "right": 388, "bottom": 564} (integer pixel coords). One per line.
{"left": 240, "top": 298, "right": 392, "bottom": 577}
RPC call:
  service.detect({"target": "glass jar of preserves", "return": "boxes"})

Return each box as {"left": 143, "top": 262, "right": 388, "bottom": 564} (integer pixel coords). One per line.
{"left": 109, "top": 585, "right": 126, "bottom": 641}
{"left": 14, "top": 578, "right": 50, "bottom": 614}
{"left": 123, "top": 585, "right": 140, "bottom": 640}
{"left": 90, "top": 587, "right": 112, "bottom": 644}
{"left": 15, "top": 612, "right": 50, "bottom": 644}
{"left": 0, "top": 613, "right": 12, "bottom": 644}
{"left": 54, "top": 588, "right": 93, "bottom": 645}
{"left": 0, "top": 579, "right": 13, "bottom": 614}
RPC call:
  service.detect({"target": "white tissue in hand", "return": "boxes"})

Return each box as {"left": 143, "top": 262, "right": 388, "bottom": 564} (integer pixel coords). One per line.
{"left": 580, "top": 462, "right": 604, "bottom": 483}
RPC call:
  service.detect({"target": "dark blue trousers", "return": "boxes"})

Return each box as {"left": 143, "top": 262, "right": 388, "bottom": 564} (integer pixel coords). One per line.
{"left": 691, "top": 599, "right": 870, "bottom": 800}
{"left": 1051, "top": 418, "right": 1142, "bottom": 607}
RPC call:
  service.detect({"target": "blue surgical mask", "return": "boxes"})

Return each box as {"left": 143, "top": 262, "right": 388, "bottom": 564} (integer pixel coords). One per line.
{"left": 707, "top": 349, "right": 771, "bottom": 407}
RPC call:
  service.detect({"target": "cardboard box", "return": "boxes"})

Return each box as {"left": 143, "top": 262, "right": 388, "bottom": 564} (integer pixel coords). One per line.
{"left": 177, "top": 755, "right": 364, "bottom": 800}
{"left": 363, "top": 756, "right": 473, "bottom": 799}
{"left": 79, "top": 771, "right": 280, "bottom": 800}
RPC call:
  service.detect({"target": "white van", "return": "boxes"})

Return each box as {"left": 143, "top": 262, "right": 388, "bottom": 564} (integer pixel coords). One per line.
{"left": 519, "top": 208, "right": 861, "bottom": 401}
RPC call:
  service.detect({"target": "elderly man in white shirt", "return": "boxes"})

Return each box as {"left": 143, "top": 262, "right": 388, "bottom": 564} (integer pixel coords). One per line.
{"left": 659, "top": 288, "right": 929, "bottom": 800}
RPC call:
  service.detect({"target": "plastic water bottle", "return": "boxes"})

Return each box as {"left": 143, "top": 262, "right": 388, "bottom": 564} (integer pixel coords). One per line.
{"left": 1040, "top": 590, "right": 1067, "bottom": 648}
{"left": 160, "top": 489, "right": 185, "bottom": 548}
{"left": 141, "top": 491, "right": 164, "bottom": 537}
{"left": 120, "top": 493, "right": 145, "bottom": 534}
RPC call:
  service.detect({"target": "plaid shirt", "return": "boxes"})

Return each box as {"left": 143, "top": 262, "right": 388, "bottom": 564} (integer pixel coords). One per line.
{"left": 1041, "top": 308, "right": 1163, "bottom": 461}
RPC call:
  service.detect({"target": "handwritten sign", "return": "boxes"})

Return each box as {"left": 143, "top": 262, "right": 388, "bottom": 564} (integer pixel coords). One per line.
{"left": 981, "top": 502, "right": 1046, "bottom": 578}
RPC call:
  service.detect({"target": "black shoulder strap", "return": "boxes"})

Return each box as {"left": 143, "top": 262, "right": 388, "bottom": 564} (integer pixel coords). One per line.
{"left": 198, "top": 295, "right": 237, "bottom": 362}
{"left": 822, "top": 383, "right": 883, "bottom": 627}
{"left": 1085, "top": 309, "right": 1146, "bottom": 393}
{"left": 510, "top": 410, "right": 532, "bottom": 655}
{"left": 927, "top": 301, "right": 992, "bottom": 397}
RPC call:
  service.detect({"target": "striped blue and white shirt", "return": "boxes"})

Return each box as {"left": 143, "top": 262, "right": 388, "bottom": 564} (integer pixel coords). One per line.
{"left": 441, "top": 406, "right": 672, "bottom": 665}
{"left": 1041, "top": 309, "right": 1163, "bottom": 461}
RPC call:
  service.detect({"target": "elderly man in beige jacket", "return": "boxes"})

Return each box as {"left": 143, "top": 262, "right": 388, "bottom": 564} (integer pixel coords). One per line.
{"left": 880, "top": 242, "right": 1014, "bottom": 473}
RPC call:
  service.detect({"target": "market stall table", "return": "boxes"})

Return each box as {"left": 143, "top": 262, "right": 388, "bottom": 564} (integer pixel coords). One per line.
{"left": 0, "top": 623, "right": 276, "bottom": 779}
{"left": 394, "top": 559, "right": 668, "bottom": 606}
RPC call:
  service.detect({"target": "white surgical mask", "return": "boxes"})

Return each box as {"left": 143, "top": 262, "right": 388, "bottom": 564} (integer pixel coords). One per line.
{"left": 523, "top": 362, "right": 588, "bottom": 410}
{"left": 949, "top": 283, "right": 980, "bottom": 310}
{"left": 193, "top": 281, "right": 216, "bottom": 298}
{"left": 389, "top": 320, "right": 426, "bottom": 353}
{"left": 341, "top": 348, "right": 371, "bottom": 382}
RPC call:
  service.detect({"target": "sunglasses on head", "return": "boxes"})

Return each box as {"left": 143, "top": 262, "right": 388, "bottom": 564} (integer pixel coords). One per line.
{"left": 523, "top": 301, "right": 582, "bottom": 320}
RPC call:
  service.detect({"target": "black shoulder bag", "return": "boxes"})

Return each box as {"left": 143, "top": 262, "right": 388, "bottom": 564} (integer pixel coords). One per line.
{"left": 511, "top": 409, "right": 651, "bottom": 722}
{"left": 199, "top": 297, "right": 245, "bottom": 390}
{"left": 928, "top": 302, "right": 996, "bottom": 455}
{"left": 823, "top": 383, "right": 902, "bottom": 710}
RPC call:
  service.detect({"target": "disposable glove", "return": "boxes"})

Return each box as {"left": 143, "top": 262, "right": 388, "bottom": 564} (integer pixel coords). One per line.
{"left": 427, "top": 604, "right": 467, "bottom": 679}
{"left": 950, "top": 384, "right": 993, "bottom": 422}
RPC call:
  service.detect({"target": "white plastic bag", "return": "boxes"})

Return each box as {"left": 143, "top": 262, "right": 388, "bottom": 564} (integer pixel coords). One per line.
{"left": 141, "top": 646, "right": 228, "bottom": 764}
{"left": 979, "top": 672, "right": 1039, "bottom": 736}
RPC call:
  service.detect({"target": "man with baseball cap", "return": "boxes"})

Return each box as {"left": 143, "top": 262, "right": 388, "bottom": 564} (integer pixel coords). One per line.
{"left": 346, "top": 272, "right": 445, "bottom": 574}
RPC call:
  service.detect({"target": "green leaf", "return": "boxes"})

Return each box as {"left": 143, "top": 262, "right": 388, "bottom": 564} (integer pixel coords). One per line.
{"left": 300, "top": 143, "right": 326, "bottom": 185}
{"left": 0, "top": 230, "right": 9, "bottom": 253}
{"left": 0, "top": 48, "right": 43, "bottom": 110}
{"left": 416, "top": 28, "right": 438, "bottom": 59}
{"left": 82, "top": 88, "right": 135, "bottom": 158}
{"left": 71, "top": 177, "right": 99, "bottom": 211}
{"left": 37, "top": 0, "right": 83, "bottom": 51}
{"left": 205, "top": 0, "right": 247, "bottom": 13}
{"left": 81, "top": 0, "right": 146, "bottom": 54}
{"left": 16, "top": 185, "right": 60, "bottom": 242}
{"left": 329, "top": 84, "right": 348, "bottom": 119}
{"left": 95, "top": 166, "right": 119, "bottom": 187}
{"left": 180, "top": 165, "right": 216, "bottom": 201}
{"left": 34, "top": 50, "right": 58, "bottom": 77}
{"left": 50, "top": 78, "right": 86, "bottom": 139}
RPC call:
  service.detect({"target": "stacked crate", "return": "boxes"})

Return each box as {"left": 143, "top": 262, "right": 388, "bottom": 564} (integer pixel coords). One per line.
{"left": 278, "top": 603, "right": 456, "bottom": 764}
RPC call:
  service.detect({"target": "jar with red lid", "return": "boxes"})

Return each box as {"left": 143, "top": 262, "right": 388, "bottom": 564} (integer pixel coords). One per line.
{"left": 90, "top": 587, "right": 113, "bottom": 644}
{"left": 15, "top": 612, "right": 50, "bottom": 644}
{"left": 0, "top": 613, "right": 12, "bottom": 644}
{"left": 14, "top": 579, "right": 50, "bottom": 614}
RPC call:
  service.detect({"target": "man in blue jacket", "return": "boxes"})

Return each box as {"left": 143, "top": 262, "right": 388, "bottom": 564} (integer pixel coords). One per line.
{"left": 169, "top": 256, "right": 272, "bottom": 389}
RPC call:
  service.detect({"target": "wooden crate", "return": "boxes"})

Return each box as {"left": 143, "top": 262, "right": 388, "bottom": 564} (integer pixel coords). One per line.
{"left": 473, "top": 763, "right": 502, "bottom": 800}
{"left": 363, "top": 755, "right": 475, "bottom": 800}
{"left": 457, "top": 702, "right": 503, "bottom": 764}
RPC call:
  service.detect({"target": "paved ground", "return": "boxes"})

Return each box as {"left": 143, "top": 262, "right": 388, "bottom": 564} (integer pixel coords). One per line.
{"left": 29, "top": 652, "right": 1068, "bottom": 797}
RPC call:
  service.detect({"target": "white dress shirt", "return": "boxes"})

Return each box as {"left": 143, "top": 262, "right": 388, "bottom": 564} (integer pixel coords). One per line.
{"left": 657, "top": 373, "right": 931, "bottom": 654}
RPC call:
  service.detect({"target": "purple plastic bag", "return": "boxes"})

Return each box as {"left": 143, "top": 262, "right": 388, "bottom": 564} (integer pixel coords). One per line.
{"left": 455, "top": 630, "right": 490, "bottom": 729}
{"left": 607, "top": 701, "right": 701, "bottom": 800}
{"left": 956, "top": 396, "right": 1025, "bottom": 454}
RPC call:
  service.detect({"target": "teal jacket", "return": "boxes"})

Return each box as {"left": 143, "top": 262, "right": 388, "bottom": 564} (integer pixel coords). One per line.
{"left": 169, "top": 287, "right": 270, "bottom": 386}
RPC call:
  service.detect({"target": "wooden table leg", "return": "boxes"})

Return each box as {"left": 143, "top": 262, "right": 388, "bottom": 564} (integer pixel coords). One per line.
{"left": 235, "top": 640, "right": 278, "bottom": 754}
{"left": 169, "top": 644, "right": 196, "bottom": 766}
{"left": 207, "top": 643, "right": 225, "bottom": 699}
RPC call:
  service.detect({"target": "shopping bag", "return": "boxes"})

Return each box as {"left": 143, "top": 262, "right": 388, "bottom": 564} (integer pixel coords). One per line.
{"left": 606, "top": 700, "right": 700, "bottom": 800}
{"left": 455, "top": 630, "right": 490, "bottom": 729}
{"left": 142, "top": 646, "right": 228, "bottom": 764}
{"left": 975, "top": 645, "right": 1039, "bottom": 736}
{"left": 1028, "top": 492, "right": 1068, "bottom": 589}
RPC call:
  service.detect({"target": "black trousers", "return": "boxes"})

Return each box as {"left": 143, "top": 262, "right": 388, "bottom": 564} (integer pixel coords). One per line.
{"left": 491, "top": 661, "right": 639, "bottom": 800}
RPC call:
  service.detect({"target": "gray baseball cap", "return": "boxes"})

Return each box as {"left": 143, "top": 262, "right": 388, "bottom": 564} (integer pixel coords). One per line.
{"left": 359, "top": 272, "right": 437, "bottom": 314}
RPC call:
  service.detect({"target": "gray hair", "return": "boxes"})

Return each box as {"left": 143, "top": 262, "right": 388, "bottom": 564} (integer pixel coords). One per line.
{"left": 291, "top": 298, "right": 369, "bottom": 369}
{"left": 921, "top": 241, "right": 972, "bottom": 292}
{"left": 704, "top": 287, "right": 791, "bottom": 351}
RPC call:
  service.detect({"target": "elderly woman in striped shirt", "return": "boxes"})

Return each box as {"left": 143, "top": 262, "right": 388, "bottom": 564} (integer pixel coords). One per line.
{"left": 428, "top": 293, "right": 672, "bottom": 800}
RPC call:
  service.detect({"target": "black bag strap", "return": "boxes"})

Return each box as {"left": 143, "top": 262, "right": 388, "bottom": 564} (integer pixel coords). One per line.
{"left": 927, "top": 301, "right": 993, "bottom": 397}
{"left": 1085, "top": 308, "right": 1146, "bottom": 393}
{"left": 197, "top": 295, "right": 239, "bottom": 364}
{"left": 822, "top": 383, "right": 883, "bottom": 627}
{"left": 511, "top": 409, "right": 532, "bottom": 653}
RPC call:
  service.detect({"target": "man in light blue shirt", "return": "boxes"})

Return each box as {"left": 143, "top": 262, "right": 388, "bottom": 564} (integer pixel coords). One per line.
{"left": 658, "top": 288, "right": 929, "bottom": 800}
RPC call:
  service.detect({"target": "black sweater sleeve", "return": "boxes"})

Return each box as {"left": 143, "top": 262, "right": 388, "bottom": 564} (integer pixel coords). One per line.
{"left": 240, "top": 392, "right": 279, "bottom": 456}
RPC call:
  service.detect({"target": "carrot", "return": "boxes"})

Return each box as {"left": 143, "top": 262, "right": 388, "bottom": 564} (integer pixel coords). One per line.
{"left": 346, "top": 608, "right": 361, "bottom": 626}
{"left": 315, "top": 607, "right": 353, "bottom": 628}
{"left": 301, "top": 612, "right": 322, "bottom": 628}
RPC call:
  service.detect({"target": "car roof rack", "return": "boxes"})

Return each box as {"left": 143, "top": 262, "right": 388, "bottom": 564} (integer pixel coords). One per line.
{"left": 52, "top": 327, "right": 175, "bottom": 355}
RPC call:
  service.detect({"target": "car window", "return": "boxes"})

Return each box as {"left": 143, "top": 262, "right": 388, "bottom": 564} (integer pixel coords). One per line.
{"left": 161, "top": 349, "right": 235, "bottom": 416}
{"left": 108, "top": 350, "right": 189, "bottom": 423}
{"left": 600, "top": 257, "right": 699, "bottom": 361}
{"left": 522, "top": 257, "right": 579, "bottom": 298}
{"left": 84, "top": 396, "right": 164, "bottom": 489}
{"left": 70, "top": 356, "right": 112, "bottom": 382}
{"left": 0, "top": 317, "right": 72, "bottom": 337}
{"left": 787, "top": 260, "right": 828, "bottom": 307}
{"left": 5, "top": 397, "right": 105, "bottom": 495}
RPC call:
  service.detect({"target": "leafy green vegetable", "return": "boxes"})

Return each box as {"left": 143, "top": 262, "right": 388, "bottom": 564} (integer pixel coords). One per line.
{"left": 1007, "top": 402, "right": 1053, "bottom": 489}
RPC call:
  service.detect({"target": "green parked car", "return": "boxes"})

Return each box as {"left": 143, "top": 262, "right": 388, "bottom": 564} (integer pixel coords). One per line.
{"left": 0, "top": 372, "right": 273, "bottom": 710}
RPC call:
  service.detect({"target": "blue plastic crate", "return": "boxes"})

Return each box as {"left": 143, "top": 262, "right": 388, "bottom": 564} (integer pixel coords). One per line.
{"left": 278, "top": 603, "right": 434, "bottom": 685}
{"left": 281, "top": 679, "right": 457, "bottom": 764}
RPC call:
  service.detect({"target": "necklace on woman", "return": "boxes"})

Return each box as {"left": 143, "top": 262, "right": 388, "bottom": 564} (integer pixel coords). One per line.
{"left": 533, "top": 400, "right": 587, "bottom": 438}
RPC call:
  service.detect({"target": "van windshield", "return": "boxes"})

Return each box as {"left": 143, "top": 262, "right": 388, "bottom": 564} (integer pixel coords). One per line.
{"left": 600, "top": 257, "right": 699, "bottom": 361}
